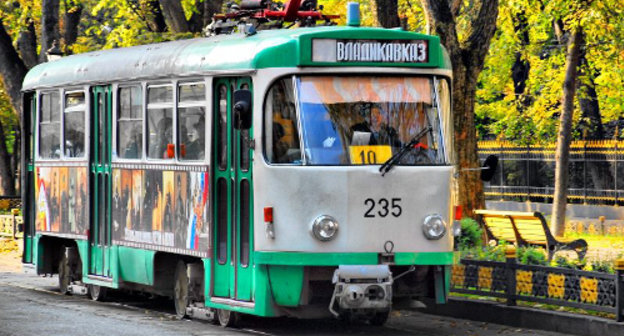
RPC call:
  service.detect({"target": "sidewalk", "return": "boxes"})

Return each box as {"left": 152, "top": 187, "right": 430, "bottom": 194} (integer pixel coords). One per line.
{"left": 423, "top": 296, "right": 624, "bottom": 336}
{"left": 0, "top": 238, "right": 22, "bottom": 272}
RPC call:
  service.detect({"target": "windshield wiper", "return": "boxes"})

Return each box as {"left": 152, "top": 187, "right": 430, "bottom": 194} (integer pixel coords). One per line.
{"left": 379, "top": 126, "right": 432, "bottom": 176}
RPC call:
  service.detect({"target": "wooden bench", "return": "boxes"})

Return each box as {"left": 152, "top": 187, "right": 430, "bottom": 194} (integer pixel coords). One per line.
{"left": 474, "top": 210, "right": 588, "bottom": 261}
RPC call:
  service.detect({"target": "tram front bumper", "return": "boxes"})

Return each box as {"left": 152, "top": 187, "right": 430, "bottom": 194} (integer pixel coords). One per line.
{"left": 329, "top": 265, "right": 393, "bottom": 317}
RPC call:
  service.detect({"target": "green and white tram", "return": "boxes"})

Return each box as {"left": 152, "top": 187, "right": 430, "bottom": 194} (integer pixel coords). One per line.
{"left": 21, "top": 3, "right": 457, "bottom": 326}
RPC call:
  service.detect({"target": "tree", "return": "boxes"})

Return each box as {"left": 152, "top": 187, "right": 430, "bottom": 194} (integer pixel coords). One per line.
{"left": 0, "top": 20, "right": 28, "bottom": 195}
{"left": 420, "top": 0, "right": 499, "bottom": 216}
{"left": 374, "top": 0, "right": 400, "bottom": 28}
{"left": 551, "top": 26, "right": 583, "bottom": 236}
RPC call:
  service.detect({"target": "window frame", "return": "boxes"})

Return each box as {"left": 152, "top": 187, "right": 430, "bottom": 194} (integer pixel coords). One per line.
{"left": 262, "top": 75, "right": 304, "bottom": 166}
{"left": 177, "top": 81, "right": 208, "bottom": 162}
{"left": 146, "top": 82, "right": 176, "bottom": 161}
{"left": 114, "top": 83, "right": 145, "bottom": 162}
{"left": 62, "top": 89, "right": 88, "bottom": 160}
{"left": 37, "top": 89, "right": 62, "bottom": 161}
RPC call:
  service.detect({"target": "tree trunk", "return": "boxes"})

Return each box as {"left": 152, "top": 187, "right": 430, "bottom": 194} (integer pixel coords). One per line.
{"left": 142, "top": 0, "right": 167, "bottom": 33}
{"left": 0, "top": 21, "right": 28, "bottom": 115}
{"left": 203, "top": 0, "right": 224, "bottom": 27}
{"left": 63, "top": 0, "right": 83, "bottom": 53}
{"left": 511, "top": 10, "right": 531, "bottom": 110}
{"left": 188, "top": 0, "right": 205, "bottom": 33}
{"left": 0, "top": 21, "right": 28, "bottom": 195}
{"left": 421, "top": 0, "right": 499, "bottom": 217}
{"left": 40, "top": 0, "right": 60, "bottom": 62}
{"left": 374, "top": 0, "right": 401, "bottom": 28}
{"left": 159, "top": 0, "right": 191, "bottom": 33}
{"left": 17, "top": 20, "right": 38, "bottom": 68}
{"left": 551, "top": 27, "right": 584, "bottom": 237}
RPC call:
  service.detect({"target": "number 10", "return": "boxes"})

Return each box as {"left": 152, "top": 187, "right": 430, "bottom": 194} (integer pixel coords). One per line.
{"left": 359, "top": 150, "right": 377, "bottom": 164}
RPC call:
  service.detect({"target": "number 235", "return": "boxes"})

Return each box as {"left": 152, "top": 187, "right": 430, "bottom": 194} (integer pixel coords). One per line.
{"left": 364, "top": 198, "right": 402, "bottom": 218}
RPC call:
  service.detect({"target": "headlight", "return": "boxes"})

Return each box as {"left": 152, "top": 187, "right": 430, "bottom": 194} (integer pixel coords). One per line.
{"left": 422, "top": 214, "right": 447, "bottom": 240}
{"left": 311, "top": 215, "right": 339, "bottom": 241}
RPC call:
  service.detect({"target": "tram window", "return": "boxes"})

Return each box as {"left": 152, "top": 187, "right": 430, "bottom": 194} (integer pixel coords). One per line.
{"left": 264, "top": 78, "right": 301, "bottom": 164}
{"left": 217, "top": 85, "right": 228, "bottom": 170}
{"left": 147, "top": 85, "right": 173, "bottom": 159}
{"left": 39, "top": 91, "right": 61, "bottom": 159}
{"left": 239, "top": 83, "right": 250, "bottom": 171}
{"left": 178, "top": 83, "right": 206, "bottom": 161}
{"left": 117, "top": 86, "right": 143, "bottom": 159}
{"left": 64, "top": 92, "right": 86, "bottom": 158}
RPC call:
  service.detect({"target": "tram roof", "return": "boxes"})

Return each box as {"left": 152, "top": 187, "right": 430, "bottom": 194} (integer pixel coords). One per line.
{"left": 22, "top": 26, "right": 451, "bottom": 91}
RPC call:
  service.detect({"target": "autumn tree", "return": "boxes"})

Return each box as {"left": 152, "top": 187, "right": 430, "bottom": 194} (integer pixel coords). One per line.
{"left": 551, "top": 26, "right": 583, "bottom": 236}
{"left": 420, "top": 0, "right": 499, "bottom": 216}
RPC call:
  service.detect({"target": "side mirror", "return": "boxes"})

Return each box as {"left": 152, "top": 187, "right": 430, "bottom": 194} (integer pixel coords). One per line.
{"left": 233, "top": 89, "right": 252, "bottom": 130}
{"left": 480, "top": 155, "right": 499, "bottom": 182}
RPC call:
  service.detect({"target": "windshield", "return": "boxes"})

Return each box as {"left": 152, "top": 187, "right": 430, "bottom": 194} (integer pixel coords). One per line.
{"left": 264, "top": 76, "right": 449, "bottom": 166}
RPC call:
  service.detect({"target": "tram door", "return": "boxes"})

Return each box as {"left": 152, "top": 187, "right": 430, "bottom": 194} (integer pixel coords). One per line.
{"left": 88, "top": 86, "right": 112, "bottom": 278}
{"left": 212, "top": 77, "right": 254, "bottom": 301}
{"left": 22, "top": 93, "right": 36, "bottom": 264}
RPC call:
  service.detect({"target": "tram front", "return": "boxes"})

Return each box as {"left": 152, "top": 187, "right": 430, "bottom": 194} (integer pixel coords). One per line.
{"left": 255, "top": 70, "right": 456, "bottom": 321}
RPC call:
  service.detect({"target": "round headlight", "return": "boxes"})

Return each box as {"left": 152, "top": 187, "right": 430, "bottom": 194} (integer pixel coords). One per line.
{"left": 422, "top": 214, "right": 447, "bottom": 240}
{"left": 311, "top": 215, "right": 339, "bottom": 241}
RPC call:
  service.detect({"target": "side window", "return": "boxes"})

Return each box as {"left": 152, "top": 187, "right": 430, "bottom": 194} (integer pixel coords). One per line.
{"left": 64, "top": 91, "right": 86, "bottom": 158}
{"left": 39, "top": 91, "right": 61, "bottom": 159}
{"left": 217, "top": 85, "right": 228, "bottom": 170}
{"left": 147, "top": 85, "right": 173, "bottom": 159}
{"left": 117, "top": 86, "right": 143, "bottom": 159}
{"left": 264, "top": 78, "right": 300, "bottom": 164}
{"left": 178, "top": 82, "right": 206, "bottom": 161}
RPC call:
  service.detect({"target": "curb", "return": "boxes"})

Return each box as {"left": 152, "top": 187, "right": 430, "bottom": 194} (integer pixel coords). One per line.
{"left": 422, "top": 297, "right": 624, "bottom": 336}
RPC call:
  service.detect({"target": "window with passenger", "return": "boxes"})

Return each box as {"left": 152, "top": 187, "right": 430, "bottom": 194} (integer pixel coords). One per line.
{"left": 147, "top": 85, "right": 173, "bottom": 159}
{"left": 39, "top": 91, "right": 61, "bottom": 159}
{"left": 263, "top": 76, "right": 448, "bottom": 166}
{"left": 64, "top": 91, "right": 86, "bottom": 158}
{"left": 264, "top": 78, "right": 301, "bottom": 164}
{"left": 178, "top": 82, "right": 206, "bottom": 161}
{"left": 117, "top": 85, "right": 143, "bottom": 159}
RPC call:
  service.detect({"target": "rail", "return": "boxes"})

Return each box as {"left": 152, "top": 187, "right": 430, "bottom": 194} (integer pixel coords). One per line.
{"left": 479, "top": 140, "right": 624, "bottom": 205}
{"left": 0, "top": 211, "right": 23, "bottom": 239}
{"left": 450, "top": 247, "right": 624, "bottom": 321}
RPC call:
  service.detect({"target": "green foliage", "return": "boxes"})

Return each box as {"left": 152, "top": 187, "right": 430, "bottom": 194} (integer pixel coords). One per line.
{"left": 456, "top": 217, "right": 483, "bottom": 250}
{"left": 476, "top": 0, "right": 624, "bottom": 142}
{"left": 460, "top": 241, "right": 507, "bottom": 262}
{"left": 517, "top": 246, "right": 548, "bottom": 265}
{"left": 590, "top": 259, "right": 615, "bottom": 274}
{"left": 552, "top": 255, "right": 586, "bottom": 269}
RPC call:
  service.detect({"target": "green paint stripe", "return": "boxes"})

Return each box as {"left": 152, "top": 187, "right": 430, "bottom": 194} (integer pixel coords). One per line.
{"left": 254, "top": 251, "right": 457, "bottom": 266}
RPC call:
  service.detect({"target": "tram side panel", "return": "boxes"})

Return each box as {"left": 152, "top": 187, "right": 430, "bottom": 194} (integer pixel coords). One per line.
{"left": 33, "top": 166, "right": 89, "bottom": 273}
{"left": 110, "top": 168, "right": 210, "bottom": 282}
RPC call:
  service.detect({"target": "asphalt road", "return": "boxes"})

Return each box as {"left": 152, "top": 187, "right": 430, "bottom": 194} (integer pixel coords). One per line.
{"left": 0, "top": 269, "right": 576, "bottom": 336}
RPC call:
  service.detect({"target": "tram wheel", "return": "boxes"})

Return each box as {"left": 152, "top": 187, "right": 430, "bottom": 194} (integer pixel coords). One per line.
{"left": 217, "top": 309, "right": 239, "bottom": 328}
{"left": 174, "top": 261, "right": 189, "bottom": 319}
{"left": 88, "top": 284, "right": 107, "bottom": 301}
{"left": 58, "top": 250, "right": 71, "bottom": 295}
{"left": 368, "top": 311, "right": 390, "bottom": 326}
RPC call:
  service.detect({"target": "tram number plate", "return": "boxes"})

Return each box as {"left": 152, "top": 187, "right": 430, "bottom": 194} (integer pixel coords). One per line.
{"left": 349, "top": 145, "right": 392, "bottom": 165}
{"left": 364, "top": 198, "right": 402, "bottom": 218}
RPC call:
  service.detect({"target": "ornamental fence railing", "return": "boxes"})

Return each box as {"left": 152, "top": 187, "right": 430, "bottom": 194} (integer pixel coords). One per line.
{"left": 0, "top": 196, "right": 22, "bottom": 239}
{"left": 0, "top": 211, "right": 22, "bottom": 239}
{"left": 478, "top": 140, "right": 624, "bottom": 205}
{"left": 450, "top": 249, "right": 624, "bottom": 321}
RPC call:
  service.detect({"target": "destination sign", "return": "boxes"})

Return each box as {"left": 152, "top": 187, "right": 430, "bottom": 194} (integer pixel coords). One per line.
{"left": 312, "top": 39, "right": 429, "bottom": 64}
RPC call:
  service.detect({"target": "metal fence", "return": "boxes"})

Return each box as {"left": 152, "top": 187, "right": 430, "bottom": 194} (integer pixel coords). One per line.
{"left": 0, "top": 213, "right": 22, "bottom": 239}
{"left": 479, "top": 140, "right": 624, "bottom": 205}
{"left": 451, "top": 250, "right": 624, "bottom": 321}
